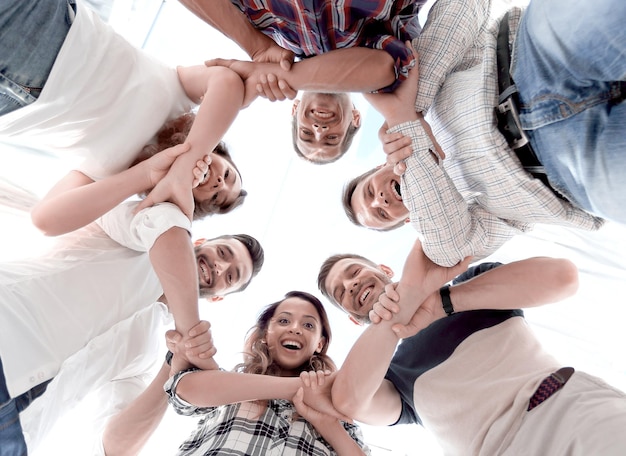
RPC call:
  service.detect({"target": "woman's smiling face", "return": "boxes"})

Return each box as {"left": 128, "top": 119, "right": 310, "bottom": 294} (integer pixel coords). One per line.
{"left": 265, "top": 297, "right": 326, "bottom": 372}
{"left": 192, "top": 152, "right": 242, "bottom": 209}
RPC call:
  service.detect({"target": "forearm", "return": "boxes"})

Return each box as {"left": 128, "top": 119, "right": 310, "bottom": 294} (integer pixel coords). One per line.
{"left": 31, "top": 167, "right": 151, "bottom": 236}
{"left": 178, "top": 0, "right": 269, "bottom": 58}
{"left": 172, "top": 66, "right": 244, "bottom": 184}
{"left": 282, "top": 48, "right": 395, "bottom": 93}
{"left": 149, "top": 228, "right": 217, "bottom": 370}
{"left": 451, "top": 258, "right": 579, "bottom": 312}
{"left": 102, "top": 363, "right": 170, "bottom": 456}
{"left": 176, "top": 370, "right": 301, "bottom": 407}
{"left": 396, "top": 119, "right": 521, "bottom": 266}
{"left": 332, "top": 319, "right": 399, "bottom": 423}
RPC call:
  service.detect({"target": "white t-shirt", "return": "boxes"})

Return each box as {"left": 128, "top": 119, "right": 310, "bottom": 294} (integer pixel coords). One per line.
{"left": 0, "top": 200, "right": 190, "bottom": 399}
{"left": 20, "top": 302, "right": 172, "bottom": 455}
{"left": 0, "top": 0, "right": 193, "bottom": 180}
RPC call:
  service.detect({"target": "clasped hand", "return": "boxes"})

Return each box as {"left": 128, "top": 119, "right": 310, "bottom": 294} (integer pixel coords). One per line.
{"left": 205, "top": 58, "right": 297, "bottom": 105}
{"left": 293, "top": 370, "right": 353, "bottom": 425}
{"left": 166, "top": 320, "right": 218, "bottom": 373}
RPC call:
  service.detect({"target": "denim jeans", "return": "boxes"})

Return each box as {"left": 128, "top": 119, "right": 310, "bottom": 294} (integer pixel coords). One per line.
{"left": 0, "top": 357, "right": 51, "bottom": 456}
{"left": 512, "top": 0, "right": 626, "bottom": 223}
{"left": 0, "top": 0, "right": 74, "bottom": 116}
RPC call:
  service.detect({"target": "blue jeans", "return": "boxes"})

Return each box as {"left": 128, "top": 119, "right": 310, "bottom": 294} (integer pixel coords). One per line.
{"left": 512, "top": 0, "right": 626, "bottom": 223}
{"left": 0, "top": 0, "right": 74, "bottom": 116}
{"left": 0, "top": 357, "right": 51, "bottom": 456}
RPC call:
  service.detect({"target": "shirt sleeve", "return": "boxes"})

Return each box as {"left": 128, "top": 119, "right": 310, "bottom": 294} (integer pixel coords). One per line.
{"left": 20, "top": 303, "right": 171, "bottom": 455}
{"left": 392, "top": 120, "right": 526, "bottom": 266}
{"left": 414, "top": 0, "right": 491, "bottom": 111}
{"left": 164, "top": 368, "right": 218, "bottom": 417}
{"left": 362, "top": 1, "right": 423, "bottom": 93}
{"left": 96, "top": 201, "right": 191, "bottom": 253}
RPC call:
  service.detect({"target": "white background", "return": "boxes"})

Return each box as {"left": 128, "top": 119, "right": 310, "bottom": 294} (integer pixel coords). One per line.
{"left": 2, "top": 0, "right": 625, "bottom": 454}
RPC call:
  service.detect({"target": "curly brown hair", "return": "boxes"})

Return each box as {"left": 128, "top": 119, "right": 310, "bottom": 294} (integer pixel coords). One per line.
{"left": 138, "top": 112, "right": 247, "bottom": 220}
{"left": 235, "top": 291, "right": 336, "bottom": 377}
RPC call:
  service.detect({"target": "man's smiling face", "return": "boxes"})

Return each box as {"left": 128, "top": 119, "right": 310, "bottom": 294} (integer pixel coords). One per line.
{"left": 323, "top": 257, "right": 393, "bottom": 322}
{"left": 350, "top": 164, "right": 409, "bottom": 230}
{"left": 194, "top": 238, "right": 253, "bottom": 299}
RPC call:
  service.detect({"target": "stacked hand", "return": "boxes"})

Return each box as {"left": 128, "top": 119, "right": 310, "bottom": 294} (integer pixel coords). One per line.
{"left": 205, "top": 58, "right": 297, "bottom": 106}
{"left": 136, "top": 148, "right": 208, "bottom": 220}
{"left": 166, "top": 320, "right": 218, "bottom": 374}
{"left": 293, "top": 371, "right": 352, "bottom": 425}
{"left": 369, "top": 241, "right": 471, "bottom": 338}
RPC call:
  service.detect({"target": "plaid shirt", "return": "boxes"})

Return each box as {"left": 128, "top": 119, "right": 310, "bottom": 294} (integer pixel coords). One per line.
{"left": 230, "top": 0, "right": 425, "bottom": 91}
{"left": 391, "top": 0, "right": 604, "bottom": 266}
{"left": 166, "top": 370, "right": 370, "bottom": 456}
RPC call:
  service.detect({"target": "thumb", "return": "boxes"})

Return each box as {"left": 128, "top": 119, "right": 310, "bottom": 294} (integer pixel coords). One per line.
{"left": 134, "top": 196, "right": 153, "bottom": 215}
{"left": 204, "top": 58, "right": 229, "bottom": 68}
{"left": 167, "top": 142, "right": 190, "bottom": 159}
{"left": 165, "top": 329, "right": 182, "bottom": 344}
{"left": 392, "top": 323, "right": 418, "bottom": 339}
{"left": 280, "top": 51, "right": 293, "bottom": 71}
{"left": 293, "top": 387, "right": 304, "bottom": 403}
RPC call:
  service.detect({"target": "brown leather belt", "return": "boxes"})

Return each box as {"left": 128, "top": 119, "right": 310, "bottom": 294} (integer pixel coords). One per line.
{"left": 527, "top": 367, "right": 575, "bottom": 412}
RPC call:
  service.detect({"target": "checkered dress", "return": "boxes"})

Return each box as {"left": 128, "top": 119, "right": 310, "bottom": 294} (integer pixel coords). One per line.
{"left": 166, "top": 370, "right": 370, "bottom": 456}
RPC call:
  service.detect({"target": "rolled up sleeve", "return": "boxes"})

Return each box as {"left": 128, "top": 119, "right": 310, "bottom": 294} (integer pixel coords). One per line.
{"left": 97, "top": 201, "right": 191, "bottom": 252}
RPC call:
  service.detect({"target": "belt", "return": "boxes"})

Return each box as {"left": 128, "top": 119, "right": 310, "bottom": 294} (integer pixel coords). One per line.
{"left": 494, "top": 13, "right": 567, "bottom": 201}
{"left": 527, "top": 367, "right": 575, "bottom": 412}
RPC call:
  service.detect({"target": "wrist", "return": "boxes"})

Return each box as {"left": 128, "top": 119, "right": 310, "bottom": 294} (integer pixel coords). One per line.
{"left": 385, "top": 110, "right": 419, "bottom": 129}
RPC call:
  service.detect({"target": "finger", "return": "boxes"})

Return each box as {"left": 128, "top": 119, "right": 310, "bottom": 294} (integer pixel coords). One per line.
{"left": 378, "top": 296, "right": 399, "bottom": 316}
{"left": 369, "top": 309, "right": 382, "bottom": 324}
{"left": 393, "top": 161, "right": 407, "bottom": 176}
{"left": 300, "top": 371, "right": 311, "bottom": 388}
{"left": 315, "top": 370, "right": 325, "bottom": 387}
{"left": 372, "top": 301, "right": 394, "bottom": 321}
{"left": 277, "top": 79, "right": 297, "bottom": 100}
{"left": 204, "top": 58, "right": 231, "bottom": 68}
{"left": 188, "top": 320, "right": 211, "bottom": 338}
{"left": 258, "top": 74, "right": 277, "bottom": 102}
{"left": 134, "top": 195, "right": 153, "bottom": 214}
{"left": 293, "top": 387, "right": 304, "bottom": 405}
{"left": 280, "top": 51, "right": 293, "bottom": 71}
{"left": 380, "top": 131, "right": 406, "bottom": 146}
{"left": 265, "top": 74, "right": 286, "bottom": 101}
{"left": 384, "top": 283, "right": 400, "bottom": 301}
{"left": 189, "top": 345, "right": 217, "bottom": 359}
{"left": 165, "top": 329, "right": 182, "bottom": 344}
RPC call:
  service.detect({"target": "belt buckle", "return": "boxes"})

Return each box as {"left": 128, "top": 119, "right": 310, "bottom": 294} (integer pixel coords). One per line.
{"left": 497, "top": 97, "right": 529, "bottom": 150}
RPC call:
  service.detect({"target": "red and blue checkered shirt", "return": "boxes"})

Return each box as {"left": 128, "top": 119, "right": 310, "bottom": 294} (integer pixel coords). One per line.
{"left": 230, "top": 0, "right": 426, "bottom": 91}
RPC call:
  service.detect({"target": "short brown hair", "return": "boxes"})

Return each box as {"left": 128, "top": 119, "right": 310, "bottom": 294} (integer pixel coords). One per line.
{"left": 342, "top": 169, "right": 407, "bottom": 231}
{"left": 317, "top": 253, "right": 378, "bottom": 324}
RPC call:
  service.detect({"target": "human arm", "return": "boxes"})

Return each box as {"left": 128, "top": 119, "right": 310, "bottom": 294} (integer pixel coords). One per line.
{"left": 208, "top": 46, "right": 398, "bottom": 102}
{"left": 29, "top": 144, "right": 190, "bottom": 236}
{"left": 102, "top": 322, "right": 217, "bottom": 456}
{"left": 372, "top": 254, "right": 580, "bottom": 338}
{"left": 331, "top": 241, "right": 470, "bottom": 425}
{"left": 413, "top": 0, "right": 490, "bottom": 112}
{"left": 293, "top": 372, "right": 366, "bottom": 456}
{"left": 135, "top": 65, "right": 245, "bottom": 218}
{"left": 178, "top": 0, "right": 294, "bottom": 68}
